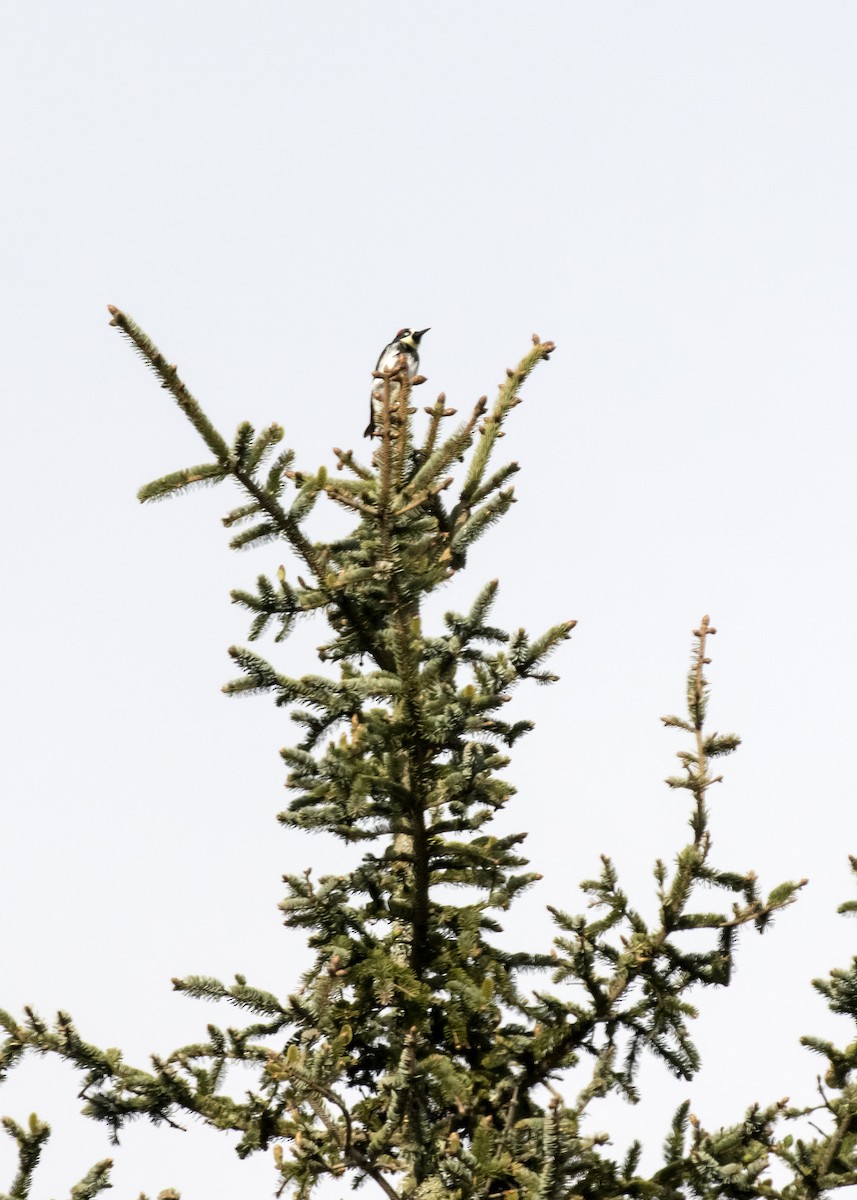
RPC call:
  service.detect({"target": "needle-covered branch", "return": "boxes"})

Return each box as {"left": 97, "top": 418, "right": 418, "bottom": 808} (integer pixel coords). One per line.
{"left": 0, "top": 1113, "right": 114, "bottom": 1200}
{"left": 525, "top": 619, "right": 805, "bottom": 1113}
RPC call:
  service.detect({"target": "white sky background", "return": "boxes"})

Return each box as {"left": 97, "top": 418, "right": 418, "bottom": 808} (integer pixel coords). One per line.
{"left": 2, "top": 2, "right": 857, "bottom": 1195}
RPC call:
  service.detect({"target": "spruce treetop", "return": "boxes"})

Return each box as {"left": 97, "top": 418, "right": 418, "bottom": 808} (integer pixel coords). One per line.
{"left": 1, "top": 314, "right": 854, "bottom": 1199}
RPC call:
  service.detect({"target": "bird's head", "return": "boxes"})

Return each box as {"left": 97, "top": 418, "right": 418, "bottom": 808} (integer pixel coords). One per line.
{"left": 396, "top": 327, "right": 430, "bottom": 349}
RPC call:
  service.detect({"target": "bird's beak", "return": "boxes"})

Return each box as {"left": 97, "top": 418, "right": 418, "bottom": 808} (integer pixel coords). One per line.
{"left": 416, "top": 327, "right": 430, "bottom": 339}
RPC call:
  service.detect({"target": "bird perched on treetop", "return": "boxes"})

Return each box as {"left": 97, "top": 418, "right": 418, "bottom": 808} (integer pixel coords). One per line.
{"left": 364, "top": 327, "right": 430, "bottom": 438}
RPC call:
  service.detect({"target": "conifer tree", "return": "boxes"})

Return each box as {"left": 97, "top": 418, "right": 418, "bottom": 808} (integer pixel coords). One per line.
{"left": 2, "top": 312, "right": 857, "bottom": 1198}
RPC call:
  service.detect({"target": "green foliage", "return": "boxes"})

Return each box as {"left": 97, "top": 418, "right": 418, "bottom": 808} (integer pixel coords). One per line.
{"left": 2, "top": 313, "right": 856, "bottom": 1198}
{"left": 0, "top": 1111, "right": 112, "bottom": 1200}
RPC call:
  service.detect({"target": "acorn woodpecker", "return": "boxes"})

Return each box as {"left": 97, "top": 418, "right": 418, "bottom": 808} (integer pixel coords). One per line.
{"left": 364, "top": 327, "right": 430, "bottom": 438}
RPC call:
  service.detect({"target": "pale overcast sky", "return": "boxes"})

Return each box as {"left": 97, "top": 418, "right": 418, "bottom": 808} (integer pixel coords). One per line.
{"left": 2, "top": 3, "right": 857, "bottom": 1196}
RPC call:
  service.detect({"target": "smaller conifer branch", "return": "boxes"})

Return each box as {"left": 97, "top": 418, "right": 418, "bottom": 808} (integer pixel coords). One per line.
{"left": 221, "top": 500, "right": 263, "bottom": 528}
{"left": 333, "top": 446, "right": 374, "bottom": 481}
{"left": 267, "top": 1054, "right": 403, "bottom": 1200}
{"left": 137, "top": 461, "right": 228, "bottom": 502}
{"left": 418, "top": 393, "right": 454, "bottom": 462}
{"left": 518, "top": 618, "right": 802, "bottom": 1126}
{"left": 458, "top": 339, "right": 555, "bottom": 509}
{"left": 1, "top": 1113, "right": 51, "bottom": 1200}
{"left": 449, "top": 488, "right": 516, "bottom": 557}
{"left": 108, "top": 306, "right": 231, "bottom": 463}
{"left": 321, "top": 485, "right": 378, "bottom": 517}
{"left": 469, "top": 460, "right": 521, "bottom": 506}
{"left": 65, "top": 1158, "right": 115, "bottom": 1200}
{"left": 391, "top": 475, "right": 452, "bottom": 518}
{"left": 244, "top": 423, "right": 285, "bottom": 473}
{"left": 405, "top": 396, "right": 486, "bottom": 499}
{"left": 112, "top": 306, "right": 394, "bottom": 667}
